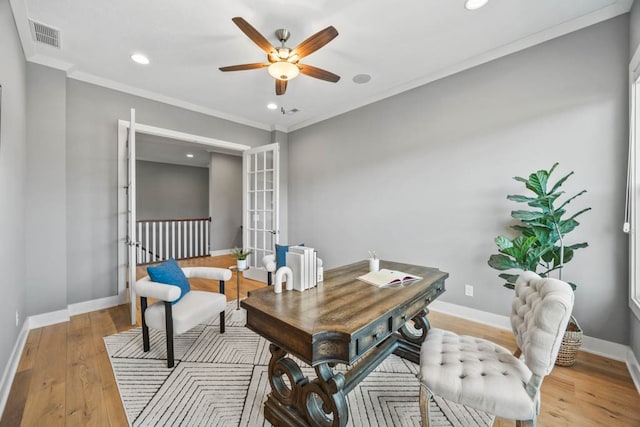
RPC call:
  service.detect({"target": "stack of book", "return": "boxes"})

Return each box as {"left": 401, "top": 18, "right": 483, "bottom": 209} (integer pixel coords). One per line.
{"left": 286, "top": 245, "right": 319, "bottom": 291}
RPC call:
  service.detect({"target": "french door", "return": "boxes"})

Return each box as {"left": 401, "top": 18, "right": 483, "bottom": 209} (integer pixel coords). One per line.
{"left": 243, "top": 143, "right": 280, "bottom": 270}
{"left": 127, "top": 109, "right": 138, "bottom": 324}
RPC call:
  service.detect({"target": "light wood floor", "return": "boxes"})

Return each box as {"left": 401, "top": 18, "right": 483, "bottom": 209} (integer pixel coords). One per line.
{"left": 2, "top": 255, "right": 639, "bottom": 426}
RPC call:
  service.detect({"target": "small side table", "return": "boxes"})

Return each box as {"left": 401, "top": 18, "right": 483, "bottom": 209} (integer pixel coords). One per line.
{"left": 228, "top": 265, "right": 246, "bottom": 321}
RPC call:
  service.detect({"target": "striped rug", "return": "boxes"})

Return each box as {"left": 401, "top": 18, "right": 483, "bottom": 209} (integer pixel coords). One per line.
{"left": 105, "top": 302, "right": 493, "bottom": 426}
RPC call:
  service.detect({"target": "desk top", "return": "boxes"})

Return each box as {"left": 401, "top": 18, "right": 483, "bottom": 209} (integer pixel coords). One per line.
{"left": 241, "top": 260, "right": 448, "bottom": 365}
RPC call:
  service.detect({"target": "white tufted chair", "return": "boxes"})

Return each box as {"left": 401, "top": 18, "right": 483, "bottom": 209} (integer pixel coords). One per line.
{"left": 134, "top": 267, "right": 231, "bottom": 368}
{"left": 418, "top": 271, "right": 574, "bottom": 426}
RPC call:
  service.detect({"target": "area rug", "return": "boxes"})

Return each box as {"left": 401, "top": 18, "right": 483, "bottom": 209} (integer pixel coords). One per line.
{"left": 104, "top": 302, "right": 494, "bottom": 426}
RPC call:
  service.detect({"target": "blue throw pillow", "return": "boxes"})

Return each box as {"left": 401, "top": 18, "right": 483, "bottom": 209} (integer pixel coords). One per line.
{"left": 147, "top": 258, "right": 190, "bottom": 304}
{"left": 275, "top": 243, "right": 304, "bottom": 269}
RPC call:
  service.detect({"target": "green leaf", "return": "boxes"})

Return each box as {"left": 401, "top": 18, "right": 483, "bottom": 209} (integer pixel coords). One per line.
{"left": 566, "top": 242, "right": 588, "bottom": 250}
{"left": 513, "top": 176, "right": 528, "bottom": 184}
{"left": 557, "top": 190, "right": 587, "bottom": 211}
{"left": 494, "top": 235, "right": 513, "bottom": 250}
{"left": 488, "top": 254, "right": 523, "bottom": 271}
{"left": 511, "top": 210, "right": 545, "bottom": 221}
{"left": 498, "top": 273, "right": 520, "bottom": 284}
{"left": 526, "top": 170, "right": 548, "bottom": 196}
{"left": 507, "top": 194, "right": 537, "bottom": 203}
{"left": 568, "top": 207, "right": 592, "bottom": 221}
{"left": 549, "top": 171, "right": 574, "bottom": 194}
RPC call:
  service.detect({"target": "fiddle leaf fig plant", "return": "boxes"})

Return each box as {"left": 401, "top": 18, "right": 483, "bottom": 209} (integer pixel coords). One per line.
{"left": 488, "top": 163, "right": 590, "bottom": 290}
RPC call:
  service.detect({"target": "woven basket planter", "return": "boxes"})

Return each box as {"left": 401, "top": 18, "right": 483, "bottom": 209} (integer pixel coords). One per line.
{"left": 555, "top": 316, "right": 582, "bottom": 367}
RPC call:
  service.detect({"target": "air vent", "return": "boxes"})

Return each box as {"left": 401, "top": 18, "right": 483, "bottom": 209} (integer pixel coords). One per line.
{"left": 29, "top": 20, "right": 61, "bottom": 48}
{"left": 280, "top": 107, "right": 300, "bottom": 115}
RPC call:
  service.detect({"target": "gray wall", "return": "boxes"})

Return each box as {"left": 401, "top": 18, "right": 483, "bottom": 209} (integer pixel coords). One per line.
{"left": 210, "top": 153, "right": 243, "bottom": 250}
{"left": 630, "top": 0, "right": 640, "bottom": 362}
{"left": 25, "top": 63, "right": 67, "bottom": 316}
{"left": 63, "top": 80, "right": 270, "bottom": 305}
{"left": 0, "top": 0, "right": 27, "bottom": 386}
{"left": 288, "top": 15, "right": 630, "bottom": 344}
{"left": 136, "top": 160, "right": 209, "bottom": 220}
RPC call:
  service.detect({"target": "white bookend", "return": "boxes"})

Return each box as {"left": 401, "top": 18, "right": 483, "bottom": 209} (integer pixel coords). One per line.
{"left": 288, "top": 247, "right": 307, "bottom": 291}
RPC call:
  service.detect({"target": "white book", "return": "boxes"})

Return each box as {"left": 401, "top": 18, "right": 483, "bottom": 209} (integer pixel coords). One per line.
{"left": 290, "top": 246, "right": 311, "bottom": 290}
{"left": 286, "top": 251, "right": 305, "bottom": 291}
{"left": 311, "top": 251, "right": 318, "bottom": 288}
{"left": 357, "top": 269, "right": 423, "bottom": 288}
{"left": 305, "top": 247, "right": 313, "bottom": 289}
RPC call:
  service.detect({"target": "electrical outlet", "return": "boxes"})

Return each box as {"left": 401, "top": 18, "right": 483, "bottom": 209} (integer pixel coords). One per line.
{"left": 15, "top": 310, "right": 19, "bottom": 327}
{"left": 464, "top": 284, "right": 474, "bottom": 297}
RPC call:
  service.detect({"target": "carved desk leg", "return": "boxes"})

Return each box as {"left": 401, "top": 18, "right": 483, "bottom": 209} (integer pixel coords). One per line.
{"left": 301, "top": 363, "right": 348, "bottom": 427}
{"left": 399, "top": 308, "right": 431, "bottom": 344}
{"left": 395, "top": 308, "right": 431, "bottom": 364}
{"left": 265, "top": 344, "right": 349, "bottom": 427}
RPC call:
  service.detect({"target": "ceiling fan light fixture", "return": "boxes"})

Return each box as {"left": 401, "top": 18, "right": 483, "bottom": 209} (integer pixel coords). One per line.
{"left": 465, "top": 0, "right": 488, "bottom": 10}
{"left": 277, "top": 47, "right": 290, "bottom": 59}
{"left": 268, "top": 61, "right": 299, "bottom": 80}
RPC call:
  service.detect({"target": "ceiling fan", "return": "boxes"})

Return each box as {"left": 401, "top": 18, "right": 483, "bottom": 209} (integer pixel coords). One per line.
{"left": 219, "top": 17, "right": 340, "bottom": 96}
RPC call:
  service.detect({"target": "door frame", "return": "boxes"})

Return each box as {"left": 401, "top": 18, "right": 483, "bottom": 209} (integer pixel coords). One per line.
{"left": 117, "top": 120, "right": 251, "bottom": 323}
{"left": 242, "top": 143, "right": 280, "bottom": 275}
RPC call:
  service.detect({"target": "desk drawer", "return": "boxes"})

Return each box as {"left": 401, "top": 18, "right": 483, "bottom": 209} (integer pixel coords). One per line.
{"left": 393, "top": 280, "right": 446, "bottom": 330}
{"left": 354, "top": 316, "right": 393, "bottom": 357}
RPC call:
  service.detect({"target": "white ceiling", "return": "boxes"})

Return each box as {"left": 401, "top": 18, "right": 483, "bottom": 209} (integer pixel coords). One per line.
{"left": 11, "top": 0, "right": 633, "bottom": 133}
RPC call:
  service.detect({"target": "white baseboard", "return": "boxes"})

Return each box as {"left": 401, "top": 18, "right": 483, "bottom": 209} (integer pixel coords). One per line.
{"left": 626, "top": 349, "right": 640, "bottom": 394}
{"left": 0, "top": 321, "right": 30, "bottom": 417}
{"left": 429, "top": 300, "right": 630, "bottom": 363}
{"left": 582, "top": 335, "right": 628, "bottom": 362}
{"left": 210, "top": 249, "right": 233, "bottom": 256}
{"left": 429, "top": 300, "right": 511, "bottom": 331}
{"left": 27, "top": 309, "right": 70, "bottom": 329}
{"left": 68, "top": 294, "right": 126, "bottom": 316}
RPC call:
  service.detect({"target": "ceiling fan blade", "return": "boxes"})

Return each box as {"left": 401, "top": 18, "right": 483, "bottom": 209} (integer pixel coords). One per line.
{"left": 232, "top": 17, "right": 276, "bottom": 55}
{"left": 298, "top": 64, "right": 340, "bottom": 83}
{"left": 219, "top": 63, "right": 269, "bottom": 72}
{"left": 291, "top": 26, "right": 338, "bottom": 60}
{"left": 276, "top": 79, "right": 287, "bottom": 96}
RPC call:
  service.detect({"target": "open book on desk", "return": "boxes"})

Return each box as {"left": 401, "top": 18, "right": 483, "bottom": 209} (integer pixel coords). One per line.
{"left": 357, "top": 269, "right": 423, "bottom": 288}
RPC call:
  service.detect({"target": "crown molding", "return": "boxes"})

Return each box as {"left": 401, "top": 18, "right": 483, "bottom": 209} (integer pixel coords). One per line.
{"left": 287, "top": 0, "right": 633, "bottom": 132}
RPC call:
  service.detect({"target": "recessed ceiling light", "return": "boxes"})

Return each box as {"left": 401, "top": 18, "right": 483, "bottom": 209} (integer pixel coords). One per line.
{"left": 131, "top": 53, "right": 150, "bottom": 65}
{"left": 186, "top": 153, "right": 194, "bottom": 158}
{"left": 352, "top": 74, "right": 372, "bottom": 84}
{"left": 465, "top": 0, "right": 488, "bottom": 10}
{"left": 267, "top": 103, "right": 278, "bottom": 110}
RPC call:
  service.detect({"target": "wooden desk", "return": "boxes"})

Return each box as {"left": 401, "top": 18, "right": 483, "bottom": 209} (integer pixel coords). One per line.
{"left": 241, "top": 260, "right": 448, "bottom": 427}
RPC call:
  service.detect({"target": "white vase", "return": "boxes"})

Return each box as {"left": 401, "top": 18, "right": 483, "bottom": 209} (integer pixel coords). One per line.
{"left": 237, "top": 259, "right": 247, "bottom": 271}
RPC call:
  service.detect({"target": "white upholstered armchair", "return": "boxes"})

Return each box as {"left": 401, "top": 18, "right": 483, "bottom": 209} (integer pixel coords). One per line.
{"left": 134, "top": 266, "right": 231, "bottom": 368}
{"left": 418, "top": 271, "right": 574, "bottom": 426}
